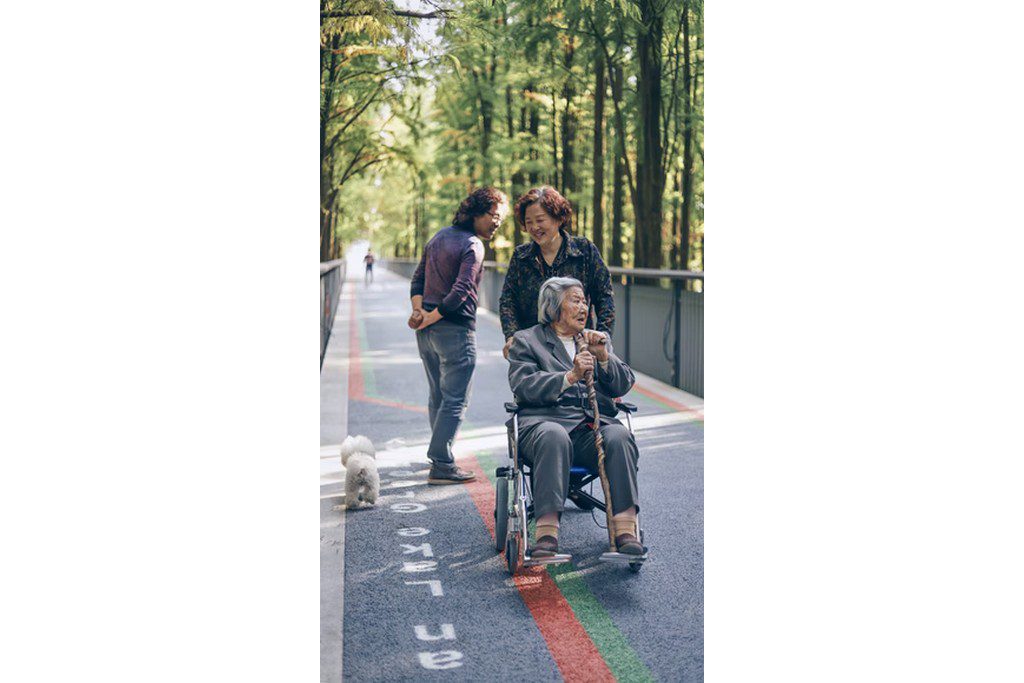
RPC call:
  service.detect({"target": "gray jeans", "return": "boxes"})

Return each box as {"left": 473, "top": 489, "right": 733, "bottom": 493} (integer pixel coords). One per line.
{"left": 415, "top": 320, "right": 476, "bottom": 468}
{"left": 518, "top": 420, "right": 639, "bottom": 518}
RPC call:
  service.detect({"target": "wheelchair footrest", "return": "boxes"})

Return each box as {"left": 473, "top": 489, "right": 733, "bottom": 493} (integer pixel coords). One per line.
{"left": 523, "top": 552, "right": 573, "bottom": 567}
{"left": 598, "top": 549, "right": 649, "bottom": 564}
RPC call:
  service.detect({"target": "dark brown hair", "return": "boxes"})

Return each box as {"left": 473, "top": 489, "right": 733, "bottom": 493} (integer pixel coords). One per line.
{"left": 452, "top": 187, "right": 508, "bottom": 230}
{"left": 514, "top": 186, "right": 574, "bottom": 233}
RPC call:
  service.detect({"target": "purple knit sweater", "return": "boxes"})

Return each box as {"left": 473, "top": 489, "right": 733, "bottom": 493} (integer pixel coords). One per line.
{"left": 409, "top": 225, "right": 485, "bottom": 330}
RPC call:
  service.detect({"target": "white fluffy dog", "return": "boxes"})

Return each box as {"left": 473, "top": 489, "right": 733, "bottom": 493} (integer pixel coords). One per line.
{"left": 340, "top": 435, "right": 380, "bottom": 510}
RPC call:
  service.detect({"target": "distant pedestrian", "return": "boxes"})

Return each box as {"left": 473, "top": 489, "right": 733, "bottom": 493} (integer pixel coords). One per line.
{"left": 409, "top": 187, "right": 509, "bottom": 484}
{"left": 363, "top": 250, "right": 375, "bottom": 285}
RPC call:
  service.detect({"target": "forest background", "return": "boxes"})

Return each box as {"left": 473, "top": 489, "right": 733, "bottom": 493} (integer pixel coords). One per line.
{"left": 321, "top": 0, "right": 703, "bottom": 275}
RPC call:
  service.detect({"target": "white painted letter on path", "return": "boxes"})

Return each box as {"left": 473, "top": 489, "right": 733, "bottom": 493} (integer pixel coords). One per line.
{"left": 401, "top": 561, "right": 438, "bottom": 573}
{"left": 418, "top": 651, "right": 464, "bottom": 670}
{"left": 404, "top": 580, "right": 444, "bottom": 597}
{"left": 414, "top": 624, "right": 456, "bottom": 641}
{"left": 401, "top": 543, "right": 434, "bottom": 557}
{"left": 390, "top": 503, "right": 426, "bottom": 513}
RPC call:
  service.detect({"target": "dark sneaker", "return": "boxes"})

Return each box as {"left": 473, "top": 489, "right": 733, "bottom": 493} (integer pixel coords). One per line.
{"left": 427, "top": 466, "right": 477, "bottom": 485}
{"left": 532, "top": 535, "right": 559, "bottom": 557}
{"left": 615, "top": 533, "right": 644, "bottom": 555}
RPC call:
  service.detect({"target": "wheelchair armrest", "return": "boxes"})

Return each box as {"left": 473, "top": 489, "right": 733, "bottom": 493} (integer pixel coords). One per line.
{"left": 615, "top": 401, "right": 638, "bottom": 414}
{"left": 504, "top": 402, "right": 520, "bottom": 414}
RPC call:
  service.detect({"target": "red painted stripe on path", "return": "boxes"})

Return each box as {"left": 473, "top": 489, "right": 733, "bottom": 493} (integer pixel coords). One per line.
{"left": 346, "top": 291, "right": 427, "bottom": 414}
{"left": 355, "top": 395, "right": 428, "bottom": 414}
{"left": 633, "top": 382, "right": 704, "bottom": 419}
{"left": 460, "top": 455, "right": 616, "bottom": 683}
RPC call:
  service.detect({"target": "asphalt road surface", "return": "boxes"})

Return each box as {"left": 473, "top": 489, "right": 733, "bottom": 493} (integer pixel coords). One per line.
{"left": 321, "top": 266, "right": 703, "bottom": 682}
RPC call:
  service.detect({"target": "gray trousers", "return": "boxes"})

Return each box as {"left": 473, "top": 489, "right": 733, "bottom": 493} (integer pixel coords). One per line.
{"left": 415, "top": 321, "right": 476, "bottom": 468}
{"left": 518, "top": 420, "right": 639, "bottom": 518}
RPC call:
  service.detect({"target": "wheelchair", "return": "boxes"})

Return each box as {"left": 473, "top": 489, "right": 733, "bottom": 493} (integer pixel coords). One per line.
{"left": 494, "top": 400, "right": 649, "bottom": 574}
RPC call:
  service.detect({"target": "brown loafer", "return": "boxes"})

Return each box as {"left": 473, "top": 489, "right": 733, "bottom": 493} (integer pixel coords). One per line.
{"left": 532, "top": 535, "right": 559, "bottom": 557}
{"left": 427, "top": 466, "right": 477, "bottom": 485}
{"left": 615, "top": 533, "right": 644, "bottom": 555}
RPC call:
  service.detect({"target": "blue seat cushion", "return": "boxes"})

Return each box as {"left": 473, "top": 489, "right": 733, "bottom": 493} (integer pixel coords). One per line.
{"left": 521, "top": 463, "right": 595, "bottom": 478}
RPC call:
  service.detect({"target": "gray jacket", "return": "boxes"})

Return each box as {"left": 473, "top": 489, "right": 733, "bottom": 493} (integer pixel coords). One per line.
{"left": 508, "top": 323, "right": 636, "bottom": 432}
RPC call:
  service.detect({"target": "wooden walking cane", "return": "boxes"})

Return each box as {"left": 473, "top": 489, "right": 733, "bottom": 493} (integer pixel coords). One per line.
{"left": 574, "top": 332, "right": 617, "bottom": 552}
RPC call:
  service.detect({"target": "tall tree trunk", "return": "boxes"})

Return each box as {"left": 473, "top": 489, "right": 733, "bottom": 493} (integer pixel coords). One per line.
{"left": 509, "top": 85, "right": 525, "bottom": 247}
{"left": 671, "top": 169, "right": 682, "bottom": 269}
{"left": 320, "top": 33, "right": 341, "bottom": 261}
{"left": 603, "top": 43, "right": 638, "bottom": 224}
{"left": 474, "top": 71, "right": 493, "bottom": 186}
{"left": 634, "top": 0, "right": 665, "bottom": 269}
{"left": 611, "top": 116, "right": 625, "bottom": 267}
{"left": 681, "top": 0, "right": 695, "bottom": 276}
{"left": 413, "top": 194, "right": 420, "bottom": 257}
{"left": 472, "top": 64, "right": 496, "bottom": 261}
{"left": 320, "top": 210, "right": 332, "bottom": 262}
{"left": 591, "top": 48, "right": 606, "bottom": 257}
{"left": 560, "top": 34, "right": 577, "bottom": 201}
{"left": 320, "top": 188, "right": 338, "bottom": 262}
{"left": 528, "top": 83, "right": 540, "bottom": 187}
{"left": 416, "top": 189, "right": 427, "bottom": 257}
{"left": 550, "top": 88, "right": 560, "bottom": 189}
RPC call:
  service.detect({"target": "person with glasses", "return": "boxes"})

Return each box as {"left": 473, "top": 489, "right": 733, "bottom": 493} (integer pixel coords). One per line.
{"left": 409, "top": 187, "right": 510, "bottom": 484}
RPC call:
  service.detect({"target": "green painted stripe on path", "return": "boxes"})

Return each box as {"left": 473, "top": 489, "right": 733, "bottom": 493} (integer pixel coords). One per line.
{"left": 631, "top": 385, "right": 704, "bottom": 427}
{"left": 356, "top": 312, "right": 378, "bottom": 397}
{"left": 547, "top": 562, "right": 655, "bottom": 683}
{"left": 477, "top": 452, "right": 655, "bottom": 683}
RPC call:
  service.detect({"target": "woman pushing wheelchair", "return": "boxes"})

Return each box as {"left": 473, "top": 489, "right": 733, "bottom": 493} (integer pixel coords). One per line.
{"left": 506, "top": 276, "right": 643, "bottom": 559}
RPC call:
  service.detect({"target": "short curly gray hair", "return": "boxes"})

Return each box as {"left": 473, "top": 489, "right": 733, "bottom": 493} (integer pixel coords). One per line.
{"left": 537, "top": 277, "right": 584, "bottom": 325}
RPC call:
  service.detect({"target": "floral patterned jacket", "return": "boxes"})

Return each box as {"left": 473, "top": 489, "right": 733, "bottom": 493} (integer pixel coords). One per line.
{"left": 498, "top": 231, "right": 616, "bottom": 340}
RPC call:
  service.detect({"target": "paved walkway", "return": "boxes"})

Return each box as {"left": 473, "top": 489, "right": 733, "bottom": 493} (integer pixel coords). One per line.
{"left": 321, "top": 265, "right": 704, "bottom": 682}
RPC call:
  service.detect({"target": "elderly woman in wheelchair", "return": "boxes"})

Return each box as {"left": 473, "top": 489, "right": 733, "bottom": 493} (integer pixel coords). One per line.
{"left": 495, "top": 276, "right": 646, "bottom": 573}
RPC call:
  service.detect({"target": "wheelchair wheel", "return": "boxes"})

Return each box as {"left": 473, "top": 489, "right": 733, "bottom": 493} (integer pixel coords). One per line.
{"left": 494, "top": 473, "right": 509, "bottom": 552}
{"left": 505, "top": 534, "right": 520, "bottom": 575}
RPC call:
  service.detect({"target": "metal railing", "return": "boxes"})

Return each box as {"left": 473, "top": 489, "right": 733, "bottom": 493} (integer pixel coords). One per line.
{"left": 605, "top": 266, "right": 704, "bottom": 397}
{"left": 320, "top": 258, "right": 346, "bottom": 367}
{"left": 380, "top": 257, "right": 704, "bottom": 397}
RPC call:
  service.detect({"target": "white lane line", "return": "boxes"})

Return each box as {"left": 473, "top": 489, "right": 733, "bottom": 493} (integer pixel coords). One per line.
{"left": 319, "top": 410, "right": 704, "bottom": 479}
{"left": 638, "top": 442, "right": 702, "bottom": 455}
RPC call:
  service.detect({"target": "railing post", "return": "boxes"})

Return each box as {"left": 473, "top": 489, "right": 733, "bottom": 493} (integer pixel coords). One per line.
{"left": 623, "top": 276, "right": 631, "bottom": 365}
{"left": 672, "top": 279, "right": 682, "bottom": 388}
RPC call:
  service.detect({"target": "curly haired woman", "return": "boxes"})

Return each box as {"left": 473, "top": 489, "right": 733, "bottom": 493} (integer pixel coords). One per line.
{"left": 409, "top": 186, "right": 510, "bottom": 484}
{"left": 499, "top": 186, "right": 615, "bottom": 358}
